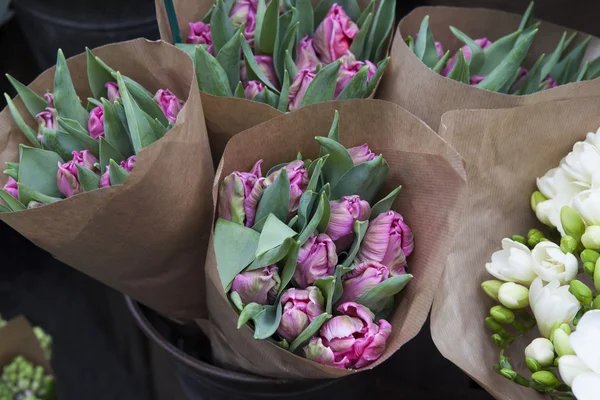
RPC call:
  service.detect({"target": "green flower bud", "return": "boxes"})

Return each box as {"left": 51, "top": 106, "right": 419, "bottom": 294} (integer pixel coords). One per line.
{"left": 559, "top": 323, "right": 572, "bottom": 335}
{"left": 490, "top": 305, "right": 515, "bottom": 324}
{"left": 582, "top": 226, "right": 600, "bottom": 251}
{"left": 584, "top": 261, "right": 596, "bottom": 277}
{"left": 561, "top": 206, "right": 586, "bottom": 242}
{"left": 569, "top": 280, "right": 593, "bottom": 306}
{"left": 481, "top": 280, "right": 503, "bottom": 301}
{"left": 526, "top": 357, "right": 542, "bottom": 372}
{"left": 485, "top": 317, "right": 504, "bottom": 334}
{"left": 500, "top": 368, "right": 517, "bottom": 381}
{"left": 560, "top": 235, "right": 578, "bottom": 254}
{"left": 581, "top": 249, "right": 600, "bottom": 264}
{"left": 553, "top": 327, "right": 575, "bottom": 356}
{"left": 532, "top": 370, "right": 560, "bottom": 388}
{"left": 511, "top": 234, "right": 527, "bottom": 245}
{"left": 492, "top": 334, "right": 506, "bottom": 348}
{"left": 595, "top": 258, "right": 600, "bottom": 292}
{"left": 528, "top": 229, "right": 545, "bottom": 240}
{"left": 531, "top": 191, "right": 548, "bottom": 212}
{"left": 498, "top": 282, "right": 530, "bottom": 309}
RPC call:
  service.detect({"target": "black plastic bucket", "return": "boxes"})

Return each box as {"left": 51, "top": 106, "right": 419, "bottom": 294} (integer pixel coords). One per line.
{"left": 12, "top": 0, "right": 159, "bottom": 70}
{"left": 126, "top": 298, "right": 375, "bottom": 400}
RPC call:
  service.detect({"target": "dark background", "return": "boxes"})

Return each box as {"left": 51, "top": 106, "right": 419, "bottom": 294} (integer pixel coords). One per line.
{"left": 0, "top": 1, "right": 597, "bottom": 399}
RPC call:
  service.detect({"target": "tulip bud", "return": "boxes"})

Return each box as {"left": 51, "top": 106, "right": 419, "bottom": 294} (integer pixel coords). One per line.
{"left": 347, "top": 143, "right": 377, "bottom": 166}
{"left": 569, "top": 280, "right": 593, "bottom": 306}
{"left": 120, "top": 155, "right": 137, "bottom": 173}
{"left": 87, "top": 105, "right": 105, "bottom": 139}
{"left": 277, "top": 287, "right": 325, "bottom": 342}
{"left": 526, "top": 357, "right": 542, "bottom": 372}
{"left": 3, "top": 176, "right": 18, "bottom": 199}
{"left": 335, "top": 53, "right": 377, "bottom": 98}
{"left": 530, "top": 190, "right": 548, "bottom": 212}
{"left": 244, "top": 80, "right": 265, "bottom": 100}
{"left": 288, "top": 69, "right": 315, "bottom": 111}
{"left": 313, "top": 4, "right": 359, "bottom": 64}
{"left": 305, "top": 337, "right": 337, "bottom": 367}
{"left": 560, "top": 235, "right": 578, "bottom": 254}
{"left": 241, "top": 56, "right": 278, "bottom": 88}
{"left": 154, "top": 89, "right": 183, "bottom": 124}
{"left": 582, "top": 226, "right": 600, "bottom": 251}
{"left": 337, "top": 261, "right": 390, "bottom": 304}
{"left": 561, "top": 206, "right": 586, "bottom": 242}
{"left": 498, "top": 282, "right": 529, "bottom": 309}
{"left": 481, "top": 280, "right": 503, "bottom": 301}
{"left": 105, "top": 81, "right": 120, "bottom": 102}
{"left": 231, "top": 265, "right": 281, "bottom": 305}
{"left": 581, "top": 249, "right": 600, "bottom": 264}
{"left": 57, "top": 150, "right": 100, "bottom": 198}
{"left": 511, "top": 235, "right": 527, "bottom": 246}
{"left": 296, "top": 35, "right": 321, "bottom": 72}
{"left": 325, "top": 195, "right": 371, "bottom": 248}
{"left": 584, "top": 261, "right": 595, "bottom": 276}
{"left": 218, "top": 160, "right": 264, "bottom": 227}
{"left": 357, "top": 210, "right": 414, "bottom": 276}
{"left": 44, "top": 93, "right": 54, "bottom": 107}
{"left": 265, "top": 160, "right": 309, "bottom": 214}
{"left": 99, "top": 167, "right": 111, "bottom": 188}
{"left": 531, "top": 371, "right": 560, "bottom": 388}
{"left": 187, "top": 21, "right": 213, "bottom": 54}
{"left": 592, "top": 295, "right": 600, "bottom": 309}
{"left": 294, "top": 234, "right": 337, "bottom": 288}
{"left": 525, "top": 338, "right": 555, "bottom": 367}
{"left": 552, "top": 326, "right": 575, "bottom": 356}
{"left": 229, "top": 0, "right": 257, "bottom": 45}
{"left": 35, "top": 107, "right": 57, "bottom": 131}
{"left": 490, "top": 305, "right": 515, "bottom": 324}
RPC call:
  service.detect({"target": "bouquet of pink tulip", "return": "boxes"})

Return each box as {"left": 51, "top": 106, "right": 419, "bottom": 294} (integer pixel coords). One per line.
{"left": 1, "top": 48, "right": 183, "bottom": 210}
{"left": 166, "top": 0, "right": 393, "bottom": 110}
{"left": 409, "top": 2, "right": 600, "bottom": 94}
{"left": 477, "top": 127, "right": 600, "bottom": 399}
{"left": 214, "top": 112, "right": 412, "bottom": 368}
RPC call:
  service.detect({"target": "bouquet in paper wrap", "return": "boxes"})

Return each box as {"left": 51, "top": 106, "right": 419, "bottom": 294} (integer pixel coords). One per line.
{"left": 0, "top": 40, "right": 214, "bottom": 318}
{"left": 155, "top": 0, "right": 394, "bottom": 160}
{"left": 203, "top": 100, "right": 467, "bottom": 378}
{"left": 376, "top": 5, "right": 600, "bottom": 130}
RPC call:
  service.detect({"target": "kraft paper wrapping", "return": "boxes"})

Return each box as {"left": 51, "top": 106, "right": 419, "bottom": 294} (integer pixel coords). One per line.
{"left": 203, "top": 99, "right": 468, "bottom": 379}
{"left": 155, "top": 0, "right": 382, "bottom": 161}
{"left": 0, "top": 317, "right": 51, "bottom": 374}
{"left": 431, "top": 97, "right": 600, "bottom": 399}
{"left": 376, "top": 6, "right": 600, "bottom": 131}
{"left": 0, "top": 39, "right": 214, "bottom": 319}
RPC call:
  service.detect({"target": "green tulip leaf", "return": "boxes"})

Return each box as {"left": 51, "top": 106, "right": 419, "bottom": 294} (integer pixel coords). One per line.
{"left": 297, "top": 191, "right": 329, "bottom": 245}
{"left": 143, "top": 111, "right": 168, "bottom": 140}
{"left": 315, "top": 275, "right": 336, "bottom": 315}
{"left": 215, "top": 218, "right": 261, "bottom": 290}
{"left": 288, "top": 312, "right": 329, "bottom": 352}
{"left": 296, "top": 190, "right": 318, "bottom": 233}
{"left": 17, "top": 145, "right": 64, "bottom": 200}
{"left": 349, "top": 13, "right": 373, "bottom": 61}
{"left": 248, "top": 236, "right": 297, "bottom": 272}
{"left": 56, "top": 117, "right": 99, "bottom": 156}
{"left": 278, "top": 240, "right": 301, "bottom": 293}
{"left": 0, "top": 205, "right": 9, "bottom": 213}
{"left": 254, "top": 0, "right": 267, "bottom": 54}
{"left": 341, "top": 219, "right": 369, "bottom": 269}
{"left": 6, "top": 75, "right": 47, "bottom": 118}
{"left": 4, "top": 162, "right": 19, "bottom": 180}
{"left": 319, "top": 182, "right": 331, "bottom": 201}
{"left": 174, "top": 43, "right": 199, "bottom": 58}
{"left": 540, "top": 32, "right": 568, "bottom": 81}
{"left": 449, "top": 26, "right": 484, "bottom": 75}
{"left": 332, "top": 264, "right": 355, "bottom": 305}
{"left": 216, "top": 28, "right": 244, "bottom": 92}
{"left": 194, "top": 44, "right": 233, "bottom": 97}
{"left": 306, "top": 156, "right": 326, "bottom": 193}
{"left": 284, "top": 50, "right": 298, "bottom": 84}
{"left": 357, "top": 0, "right": 375, "bottom": 28}
{"left": 259, "top": 0, "right": 279, "bottom": 54}
{"left": 242, "top": 39, "right": 280, "bottom": 93}
{"left": 234, "top": 81, "right": 246, "bottom": 98}
{"left": 274, "top": 19, "right": 299, "bottom": 83}
{"left": 210, "top": 0, "right": 236, "bottom": 55}
{"left": 517, "top": 53, "right": 546, "bottom": 95}
{"left": 366, "top": 57, "right": 389, "bottom": 97}
{"left": 332, "top": 155, "right": 388, "bottom": 203}
{"left": 87, "top": 97, "right": 102, "bottom": 110}
{"left": 315, "top": 136, "right": 354, "bottom": 187}
{"left": 230, "top": 291, "right": 244, "bottom": 311}
{"left": 370, "top": 185, "right": 402, "bottom": 219}
{"left": 17, "top": 183, "right": 62, "bottom": 206}
{"left": 478, "top": 29, "right": 537, "bottom": 92}
{"left": 558, "top": 56, "right": 574, "bottom": 85}
{"left": 254, "top": 167, "right": 290, "bottom": 225}
{"left": 253, "top": 302, "right": 282, "bottom": 340}
{"left": 432, "top": 50, "right": 450, "bottom": 74}
{"left": 446, "top": 49, "right": 470, "bottom": 84}
{"left": 54, "top": 49, "right": 89, "bottom": 128}
{"left": 406, "top": 35, "right": 415, "bottom": 52}
{"left": 324, "top": 110, "right": 339, "bottom": 146}
{"left": 255, "top": 214, "right": 297, "bottom": 257}
{"left": 76, "top": 164, "right": 100, "bottom": 192}
{"left": 278, "top": 70, "right": 291, "bottom": 112}
{"left": 314, "top": 0, "right": 360, "bottom": 27}
{"left": 99, "top": 137, "right": 125, "bottom": 174}
{"left": 101, "top": 99, "right": 133, "bottom": 157}
{"left": 0, "top": 189, "right": 25, "bottom": 211}
{"left": 237, "top": 303, "right": 264, "bottom": 328}
{"left": 355, "top": 274, "right": 413, "bottom": 314}
{"left": 518, "top": 1, "right": 535, "bottom": 31}
{"left": 108, "top": 159, "right": 130, "bottom": 186}
{"left": 367, "top": 0, "right": 395, "bottom": 62}
{"left": 337, "top": 64, "right": 369, "bottom": 100}
{"left": 480, "top": 30, "right": 522, "bottom": 75}
{"left": 550, "top": 36, "right": 592, "bottom": 83}
{"left": 300, "top": 61, "right": 340, "bottom": 107}
{"left": 296, "top": 0, "right": 314, "bottom": 41}
{"left": 86, "top": 48, "right": 116, "bottom": 99}
{"left": 586, "top": 56, "right": 600, "bottom": 80}
{"left": 4, "top": 94, "right": 41, "bottom": 148}
{"left": 576, "top": 61, "right": 590, "bottom": 82}
{"left": 121, "top": 76, "right": 169, "bottom": 126}
{"left": 414, "top": 16, "right": 439, "bottom": 68}
{"left": 40, "top": 128, "right": 86, "bottom": 160}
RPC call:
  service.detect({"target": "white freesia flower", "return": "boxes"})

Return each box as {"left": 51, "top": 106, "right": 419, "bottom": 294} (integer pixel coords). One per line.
{"left": 572, "top": 188, "right": 600, "bottom": 226}
{"left": 525, "top": 338, "right": 555, "bottom": 366}
{"left": 529, "top": 278, "right": 580, "bottom": 337}
{"left": 563, "top": 310, "right": 600, "bottom": 400}
{"left": 531, "top": 241, "right": 578, "bottom": 284}
{"left": 534, "top": 181, "right": 588, "bottom": 232}
{"left": 585, "top": 127, "right": 600, "bottom": 149}
{"left": 485, "top": 239, "right": 537, "bottom": 285}
{"left": 537, "top": 168, "right": 575, "bottom": 199}
{"left": 498, "top": 282, "right": 529, "bottom": 309}
{"left": 560, "top": 142, "right": 600, "bottom": 185}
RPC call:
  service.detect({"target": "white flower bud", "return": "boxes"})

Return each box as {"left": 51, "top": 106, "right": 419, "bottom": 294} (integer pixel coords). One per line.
{"left": 525, "top": 338, "right": 555, "bottom": 367}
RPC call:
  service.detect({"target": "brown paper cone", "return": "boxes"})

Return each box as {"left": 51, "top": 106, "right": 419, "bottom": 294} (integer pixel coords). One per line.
{"left": 0, "top": 317, "right": 52, "bottom": 374}
{"left": 430, "top": 97, "right": 600, "bottom": 400}
{"left": 376, "top": 6, "right": 600, "bottom": 131}
{"left": 203, "top": 99, "right": 468, "bottom": 379}
{"left": 0, "top": 39, "right": 214, "bottom": 319}
{"left": 155, "top": 0, "right": 381, "bottom": 161}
